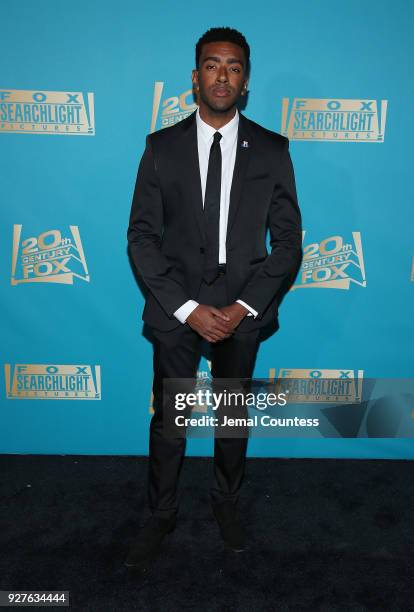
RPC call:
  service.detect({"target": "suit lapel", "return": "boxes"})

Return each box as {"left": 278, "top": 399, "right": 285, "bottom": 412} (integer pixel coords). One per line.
{"left": 226, "top": 112, "right": 253, "bottom": 240}
{"left": 180, "top": 111, "right": 205, "bottom": 243}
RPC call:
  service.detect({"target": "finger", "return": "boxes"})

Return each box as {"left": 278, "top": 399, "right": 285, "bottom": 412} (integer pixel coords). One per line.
{"left": 211, "top": 329, "right": 231, "bottom": 341}
{"left": 208, "top": 328, "right": 227, "bottom": 342}
{"left": 205, "top": 334, "right": 218, "bottom": 343}
{"left": 209, "top": 306, "right": 230, "bottom": 321}
{"left": 212, "top": 320, "right": 232, "bottom": 334}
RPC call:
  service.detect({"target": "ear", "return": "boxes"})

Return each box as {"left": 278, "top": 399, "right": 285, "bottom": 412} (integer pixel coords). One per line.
{"left": 192, "top": 68, "right": 199, "bottom": 89}
{"left": 242, "top": 79, "right": 249, "bottom": 95}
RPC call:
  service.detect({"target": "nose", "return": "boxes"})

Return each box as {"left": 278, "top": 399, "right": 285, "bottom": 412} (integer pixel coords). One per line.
{"left": 216, "top": 65, "right": 228, "bottom": 82}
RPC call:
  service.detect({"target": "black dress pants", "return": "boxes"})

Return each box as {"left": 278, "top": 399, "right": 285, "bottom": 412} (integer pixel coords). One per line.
{"left": 148, "top": 273, "right": 260, "bottom": 519}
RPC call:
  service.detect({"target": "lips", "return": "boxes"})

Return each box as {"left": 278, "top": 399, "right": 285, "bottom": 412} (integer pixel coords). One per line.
{"left": 212, "top": 87, "right": 231, "bottom": 97}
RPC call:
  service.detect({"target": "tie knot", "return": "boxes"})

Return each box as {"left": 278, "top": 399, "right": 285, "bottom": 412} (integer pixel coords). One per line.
{"left": 213, "top": 131, "right": 222, "bottom": 144}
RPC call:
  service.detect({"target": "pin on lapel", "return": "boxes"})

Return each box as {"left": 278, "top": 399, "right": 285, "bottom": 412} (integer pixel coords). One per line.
{"left": 241, "top": 140, "right": 249, "bottom": 148}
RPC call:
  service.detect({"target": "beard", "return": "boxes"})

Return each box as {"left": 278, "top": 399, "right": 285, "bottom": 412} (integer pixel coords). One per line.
{"left": 198, "top": 86, "right": 241, "bottom": 114}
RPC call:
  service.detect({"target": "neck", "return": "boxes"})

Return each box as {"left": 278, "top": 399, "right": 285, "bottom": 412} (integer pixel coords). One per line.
{"left": 198, "top": 105, "right": 237, "bottom": 129}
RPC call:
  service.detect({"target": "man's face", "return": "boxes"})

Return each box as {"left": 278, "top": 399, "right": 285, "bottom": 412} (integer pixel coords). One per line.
{"left": 192, "top": 41, "right": 248, "bottom": 113}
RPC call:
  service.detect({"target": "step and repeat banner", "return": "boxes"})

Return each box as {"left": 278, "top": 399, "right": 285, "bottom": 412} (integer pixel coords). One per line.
{"left": 1, "top": 0, "right": 413, "bottom": 457}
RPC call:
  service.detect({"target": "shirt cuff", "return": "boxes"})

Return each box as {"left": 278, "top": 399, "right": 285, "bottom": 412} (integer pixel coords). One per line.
{"left": 236, "top": 299, "right": 258, "bottom": 318}
{"left": 173, "top": 300, "right": 199, "bottom": 324}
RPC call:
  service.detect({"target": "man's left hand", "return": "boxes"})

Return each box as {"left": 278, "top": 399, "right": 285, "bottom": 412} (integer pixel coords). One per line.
{"left": 215, "top": 302, "right": 249, "bottom": 333}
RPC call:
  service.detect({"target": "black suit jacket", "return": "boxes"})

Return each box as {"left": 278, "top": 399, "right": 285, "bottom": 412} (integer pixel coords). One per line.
{"left": 127, "top": 110, "right": 302, "bottom": 332}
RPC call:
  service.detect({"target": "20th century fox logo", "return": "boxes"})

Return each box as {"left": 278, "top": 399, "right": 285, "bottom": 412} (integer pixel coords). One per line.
{"left": 11, "top": 225, "right": 89, "bottom": 285}
{"left": 281, "top": 98, "right": 387, "bottom": 142}
{"left": 4, "top": 364, "right": 101, "bottom": 400}
{"left": 292, "top": 232, "right": 366, "bottom": 290}
{"left": 151, "top": 82, "right": 197, "bottom": 132}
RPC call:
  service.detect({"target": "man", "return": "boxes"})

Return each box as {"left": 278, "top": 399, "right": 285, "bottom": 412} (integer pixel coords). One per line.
{"left": 126, "top": 27, "right": 302, "bottom": 567}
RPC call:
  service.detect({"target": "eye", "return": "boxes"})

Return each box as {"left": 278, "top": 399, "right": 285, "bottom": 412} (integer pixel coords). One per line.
{"left": 206, "top": 64, "right": 216, "bottom": 70}
{"left": 232, "top": 67, "right": 241, "bottom": 73}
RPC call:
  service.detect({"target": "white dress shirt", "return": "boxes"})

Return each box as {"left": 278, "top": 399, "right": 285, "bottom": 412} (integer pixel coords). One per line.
{"left": 174, "top": 107, "right": 258, "bottom": 324}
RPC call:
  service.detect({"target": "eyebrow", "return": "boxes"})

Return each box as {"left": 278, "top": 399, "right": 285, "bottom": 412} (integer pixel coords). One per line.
{"left": 202, "top": 56, "right": 243, "bottom": 65}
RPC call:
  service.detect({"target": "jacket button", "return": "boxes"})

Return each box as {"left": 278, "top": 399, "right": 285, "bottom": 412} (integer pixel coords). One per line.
{"left": 200, "top": 247, "right": 205, "bottom": 254}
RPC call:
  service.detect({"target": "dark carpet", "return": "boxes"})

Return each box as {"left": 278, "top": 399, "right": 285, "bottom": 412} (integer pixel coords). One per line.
{"left": 1, "top": 455, "right": 413, "bottom": 611}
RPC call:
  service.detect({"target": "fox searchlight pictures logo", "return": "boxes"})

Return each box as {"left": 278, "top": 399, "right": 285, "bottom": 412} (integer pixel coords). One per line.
{"left": 151, "top": 82, "right": 197, "bottom": 133}
{"left": 11, "top": 225, "right": 89, "bottom": 286}
{"left": 281, "top": 98, "right": 387, "bottom": 142}
{"left": 4, "top": 364, "right": 101, "bottom": 400}
{"left": 269, "top": 368, "right": 364, "bottom": 403}
{"left": 0, "top": 89, "right": 95, "bottom": 135}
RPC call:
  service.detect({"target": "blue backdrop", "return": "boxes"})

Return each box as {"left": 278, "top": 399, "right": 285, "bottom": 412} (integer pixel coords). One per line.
{"left": 1, "top": 0, "right": 413, "bottom": 458}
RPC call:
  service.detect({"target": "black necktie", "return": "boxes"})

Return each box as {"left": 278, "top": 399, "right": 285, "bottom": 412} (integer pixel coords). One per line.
{"left": 203, "top": 131, "right": 222, "bottom": 284}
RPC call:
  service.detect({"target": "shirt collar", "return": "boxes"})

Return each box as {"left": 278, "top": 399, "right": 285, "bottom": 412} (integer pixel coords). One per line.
{"left": 196, "top": 106, "right": 239, "bottom": 145}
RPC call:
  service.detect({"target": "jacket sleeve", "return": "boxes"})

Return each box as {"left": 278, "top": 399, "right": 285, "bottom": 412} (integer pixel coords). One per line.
{"left": 237, "top": 137, "right": 303, "bottom": 318}
{"left": 127, "top": 135, "right": 190, "bottom": 317}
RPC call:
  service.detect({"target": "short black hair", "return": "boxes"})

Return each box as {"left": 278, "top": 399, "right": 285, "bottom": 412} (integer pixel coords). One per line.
{"left": 195, "top": 27, "right": 250, "bottom": 74}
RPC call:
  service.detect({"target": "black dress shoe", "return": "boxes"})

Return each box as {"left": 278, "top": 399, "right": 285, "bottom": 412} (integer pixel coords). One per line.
{"left": 124, "top": 515, "right": 176, "bottom": 567}
{"left": 211, "top": 500, "right": 248, "bottom": 552}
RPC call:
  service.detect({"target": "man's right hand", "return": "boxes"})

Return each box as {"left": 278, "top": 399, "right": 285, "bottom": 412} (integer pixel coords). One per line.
{"left": 186, "top": 304, "right": 233, "bottom": 343}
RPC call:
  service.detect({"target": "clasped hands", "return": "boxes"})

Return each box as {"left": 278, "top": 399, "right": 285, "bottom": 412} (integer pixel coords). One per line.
{"left": 186, "top": 303, "right": 249, "bottom": 343}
